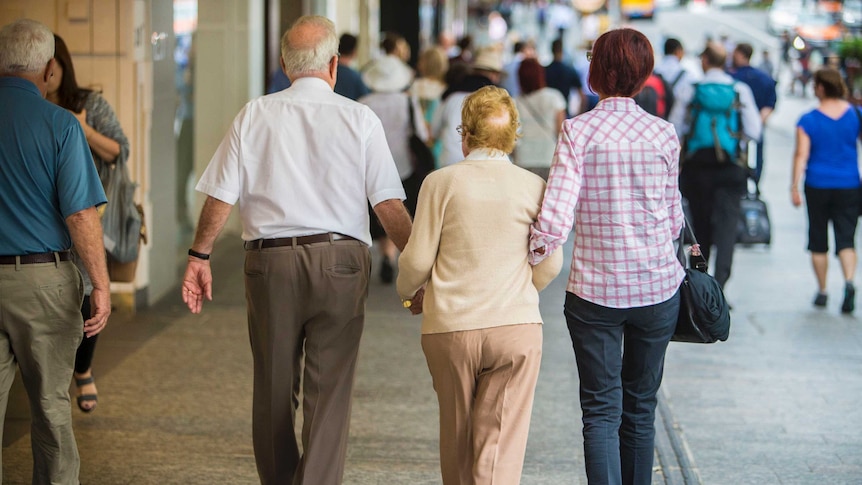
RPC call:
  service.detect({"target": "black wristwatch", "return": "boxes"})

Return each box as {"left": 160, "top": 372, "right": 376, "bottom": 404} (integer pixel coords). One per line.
{"left": 188, "top": 248, "right": 211, "bottom": 260}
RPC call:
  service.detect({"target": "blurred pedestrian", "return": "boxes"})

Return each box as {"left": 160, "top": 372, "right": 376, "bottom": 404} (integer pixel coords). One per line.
{"left": 410, "top": 46, "right": 449, "bottom": 163}
{"left": 398, "top": 85, "right": 563, "bottom": 485}
{"left": 790, "top": 68, "right": 859, "bottom": 313}
{"left": 529, "top": 28, "right": 685, "bottom": 485}
{"left": 676, "top": 42, "right": 762, "bottom": 289}
{"left": 48, "top": 33, "right": 131, "bottom": 414}
{"left": 731, "top": 42, "right": 777, "bottom": 185}
{"left": 411, "top": 46, "right": 448, "bottom": 121}
{"left": 514, "top": 58, "right": 566, "bottom": 179}
{"left": 758, "top": 48, "right": 776, "bottom": 80}
{"left": 574, "top": 39, "right": 598, "bottom": 111}
{"left": 658, "top": 37, "right": 698, "bottom": 137}
{"left": 501, "top": 40, "right": 535, "bottom": 97}
{"left": 450, "top": 35, "right": 474, "bottom": 65}
{"left": 360, "top": 49, "right": 427, "bottom": 283}
{"left": 545, "top": 37, "right": 585, "bottom": 117}
{"left": 432, "top": 47, "right": 504, "bottom": 167}
{"left": 334, "top": 33, "right": 370, "bottom": 100}
{"left": 0, "top": 18, "right": 110, "bottom": 483}
{"left": 181, "top": 16, "right": 412, "bottom": 484}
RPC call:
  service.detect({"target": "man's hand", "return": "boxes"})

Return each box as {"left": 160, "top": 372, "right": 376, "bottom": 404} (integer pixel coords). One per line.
{"left": 408, "top": 287, "right": 425, "bottom": 315}
{"left": 182, "top": 258, "right": 213, "bottom": 314}
{"left": 84, "top": 287, "right": 111, "bottom": 337}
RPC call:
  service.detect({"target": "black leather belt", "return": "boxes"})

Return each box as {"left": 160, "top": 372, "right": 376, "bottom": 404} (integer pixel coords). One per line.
{"left": 244, "top": 233, "right": 357, "bottom": 250}
{"left": 0, "top": 251, "right": 72, "bottom": 265}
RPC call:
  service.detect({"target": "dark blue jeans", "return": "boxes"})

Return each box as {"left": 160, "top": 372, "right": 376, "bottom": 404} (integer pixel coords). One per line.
{"left": 564, "top": 289, "right": 680, "bottom": 485}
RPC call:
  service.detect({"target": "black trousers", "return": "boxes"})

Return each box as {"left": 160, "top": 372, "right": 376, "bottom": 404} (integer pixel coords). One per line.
{"left": 75, "top": 295, "right": 98, "bottom": 374}
{"left": 680, "top": 149, "right": 748, "bottom": 288}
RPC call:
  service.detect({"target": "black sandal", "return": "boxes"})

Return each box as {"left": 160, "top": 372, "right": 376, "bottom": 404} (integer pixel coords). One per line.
{"left": 75, "top": 375, "right": 98, "bottom": 413}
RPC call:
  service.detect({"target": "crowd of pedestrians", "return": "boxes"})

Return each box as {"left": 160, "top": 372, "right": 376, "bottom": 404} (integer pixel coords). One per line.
{"left": 2, "top": 9, "right": 860, "bottom": 485}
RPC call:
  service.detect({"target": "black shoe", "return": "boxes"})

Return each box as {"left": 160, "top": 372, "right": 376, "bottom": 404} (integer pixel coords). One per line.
{"left": 842, "top": 283, "right": 855, "bottom": 314}
{"left": 380, "top": 258, "right": 394, "bottom": 284}
{"left": 813, "top": 292, "right": 828, "bottom": 308}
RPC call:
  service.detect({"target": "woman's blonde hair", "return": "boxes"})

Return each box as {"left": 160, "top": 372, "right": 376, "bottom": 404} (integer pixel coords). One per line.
{"left": 460, "top": 86, "right": 520, "bottom": 154}
{"left": 418, "top": 47, "right": 448, "bottom": 81}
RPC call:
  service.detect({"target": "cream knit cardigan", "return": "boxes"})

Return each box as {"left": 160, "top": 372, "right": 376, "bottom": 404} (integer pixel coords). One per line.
{"left": 397, "top": 153, "right": 563, "bottom": 334}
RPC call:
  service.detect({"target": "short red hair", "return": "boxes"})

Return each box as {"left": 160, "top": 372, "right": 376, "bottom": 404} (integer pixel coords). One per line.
{"left": 588, "top": 28, "right": 654, "bottom": 98}
{"left": 517, "top": 58, "right": 545, "bottom": 95}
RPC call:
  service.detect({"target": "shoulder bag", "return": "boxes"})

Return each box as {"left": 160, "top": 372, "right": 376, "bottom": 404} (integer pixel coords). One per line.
{"left": 99, "top": 150, "right": 143, "bottom": 264}
{"left": 673, "top": 221, "right": 731, "bottom": 343}
{"left": 407, "top": 95, "right": 435, "bottom": 178}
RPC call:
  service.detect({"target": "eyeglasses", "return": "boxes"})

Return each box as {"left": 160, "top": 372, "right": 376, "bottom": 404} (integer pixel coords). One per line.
{"left": 456, "top": 125, "right": 467, "bottom": 137}
{"left": 586, "top": 51, "right": 593, "bottom": 62}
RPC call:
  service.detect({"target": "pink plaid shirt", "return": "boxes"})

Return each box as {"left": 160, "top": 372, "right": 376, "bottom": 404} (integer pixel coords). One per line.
{"left": 529, "top": 97, "right": 685, "bottom": 308}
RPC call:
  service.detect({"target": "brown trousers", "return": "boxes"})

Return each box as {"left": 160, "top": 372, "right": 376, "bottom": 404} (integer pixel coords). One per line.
{"left": 244, "top": 239, "right": 370, "bottom": 485}
{"left": 422, "top": 323, "right": 543, "bottom": 485}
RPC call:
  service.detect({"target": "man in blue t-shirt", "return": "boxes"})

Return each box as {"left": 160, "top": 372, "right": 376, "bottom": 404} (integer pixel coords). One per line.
{"left": 731, "top": 42, "right": 777, "bottom": 185}
{"left": 0, "top": 19, "right": 110, "bottom": 483}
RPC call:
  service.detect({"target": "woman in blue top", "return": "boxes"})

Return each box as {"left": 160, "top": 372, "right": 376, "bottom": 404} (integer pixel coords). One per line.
{"left": 791, "top": 68, "right": 860, "bottom": 313}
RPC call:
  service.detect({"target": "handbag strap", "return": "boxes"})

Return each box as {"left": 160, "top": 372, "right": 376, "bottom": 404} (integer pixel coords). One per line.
{"left": 679, "top": 212, "right": 708, "bottom": 271}
{"left": 407, "top": 94, "right": 418, "bottom": 138}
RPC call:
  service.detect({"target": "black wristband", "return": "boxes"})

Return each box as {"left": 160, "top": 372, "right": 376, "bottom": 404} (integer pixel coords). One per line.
{"left": 188, "top": 248, "right": 211, "bottom": 260}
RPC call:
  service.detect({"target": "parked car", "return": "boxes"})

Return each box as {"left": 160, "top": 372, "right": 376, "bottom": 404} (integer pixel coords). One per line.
{"left": 793, "top": 9, "right": 845, "bottom": 47}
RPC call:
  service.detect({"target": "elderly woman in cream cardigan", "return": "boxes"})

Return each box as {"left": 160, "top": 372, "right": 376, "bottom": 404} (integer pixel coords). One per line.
{"left": 397, "top": 86, "right": 563, "bottom": 485}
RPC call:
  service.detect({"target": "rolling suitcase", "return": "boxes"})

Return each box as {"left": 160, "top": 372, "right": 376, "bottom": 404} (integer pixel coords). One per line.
{"left": 737, "top": 192, "right": 771, "bottom": 245}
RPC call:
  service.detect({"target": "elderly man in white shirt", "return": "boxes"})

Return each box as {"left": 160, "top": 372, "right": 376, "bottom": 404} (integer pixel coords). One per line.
{"left": 675, "top": 41, "right": 762, "bottom": 291}
{"left": 180, "top": 15, "right": 412, "bottom": 485}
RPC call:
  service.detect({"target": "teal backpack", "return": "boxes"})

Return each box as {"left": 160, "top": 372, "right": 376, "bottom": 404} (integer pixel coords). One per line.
{"left": 684, "top": 83, "right": 743, "bottom": 163}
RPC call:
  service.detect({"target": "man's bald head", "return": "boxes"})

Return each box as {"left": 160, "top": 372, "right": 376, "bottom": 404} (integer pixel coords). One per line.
{"left": 281, "top": 16, "right": 338, "bottom": 80}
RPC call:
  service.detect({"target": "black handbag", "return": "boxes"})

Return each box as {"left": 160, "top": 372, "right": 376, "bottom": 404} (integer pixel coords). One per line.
{"left": 673, "top": 222, "right": 731, "bottom": 343}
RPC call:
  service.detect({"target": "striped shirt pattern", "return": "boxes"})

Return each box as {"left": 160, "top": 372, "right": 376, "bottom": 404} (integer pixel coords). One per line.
{"left": 529, "top": 97, "right": 685, "bottom": 308}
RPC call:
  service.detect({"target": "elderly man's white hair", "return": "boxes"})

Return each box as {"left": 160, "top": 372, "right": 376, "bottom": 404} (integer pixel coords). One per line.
{"left": 0, "top": 19, "right": 54, "bottom": 75}
{"left": 280, "top": 16, "right": 339, "bottom": 77}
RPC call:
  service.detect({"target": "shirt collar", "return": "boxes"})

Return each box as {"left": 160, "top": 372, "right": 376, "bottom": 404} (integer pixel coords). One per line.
{"left": 0, "top": 77, "right": 42, "bottom": 97}
{"left": 465, "top": 148, "right": 511, "bottom": 161}
{"left": 594, "top": 97, "right": 639, "bottom": 112}
{"left": 289, "top": 76, "right": 334, "bottom": 92}
{"left": 702, "top": 68, "right": 733, "bottom": 83}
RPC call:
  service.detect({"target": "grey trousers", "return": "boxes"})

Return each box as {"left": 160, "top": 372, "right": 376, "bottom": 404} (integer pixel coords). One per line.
{"left": 244, "top": 239, "right": 370, "bottom": 485}
{"left": 0, "top": 260, "right": 83, "bottom": 485}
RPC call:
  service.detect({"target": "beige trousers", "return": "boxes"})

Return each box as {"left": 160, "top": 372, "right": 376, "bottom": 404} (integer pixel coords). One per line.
{"left": 0, "top": 260, "right": 83, "bottom": 485}
{"left": 244, "top": 239, "right": 370, "bottom": 485}
{"left": 422, "top": 323, "right": 543, "bottom": 485}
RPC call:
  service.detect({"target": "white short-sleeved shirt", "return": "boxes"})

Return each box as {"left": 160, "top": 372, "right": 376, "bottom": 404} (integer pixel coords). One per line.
{"left": 431, "top": 91, "right": 469, "bottom": 168}
{"left": 358, "top": 91, "right": 429, "bottom": 180}
{"left": 196, "top": 77, "right": 405, "bottom": 246}
{"left": 514, "top": 87, "right": 567, "bottom": 168}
